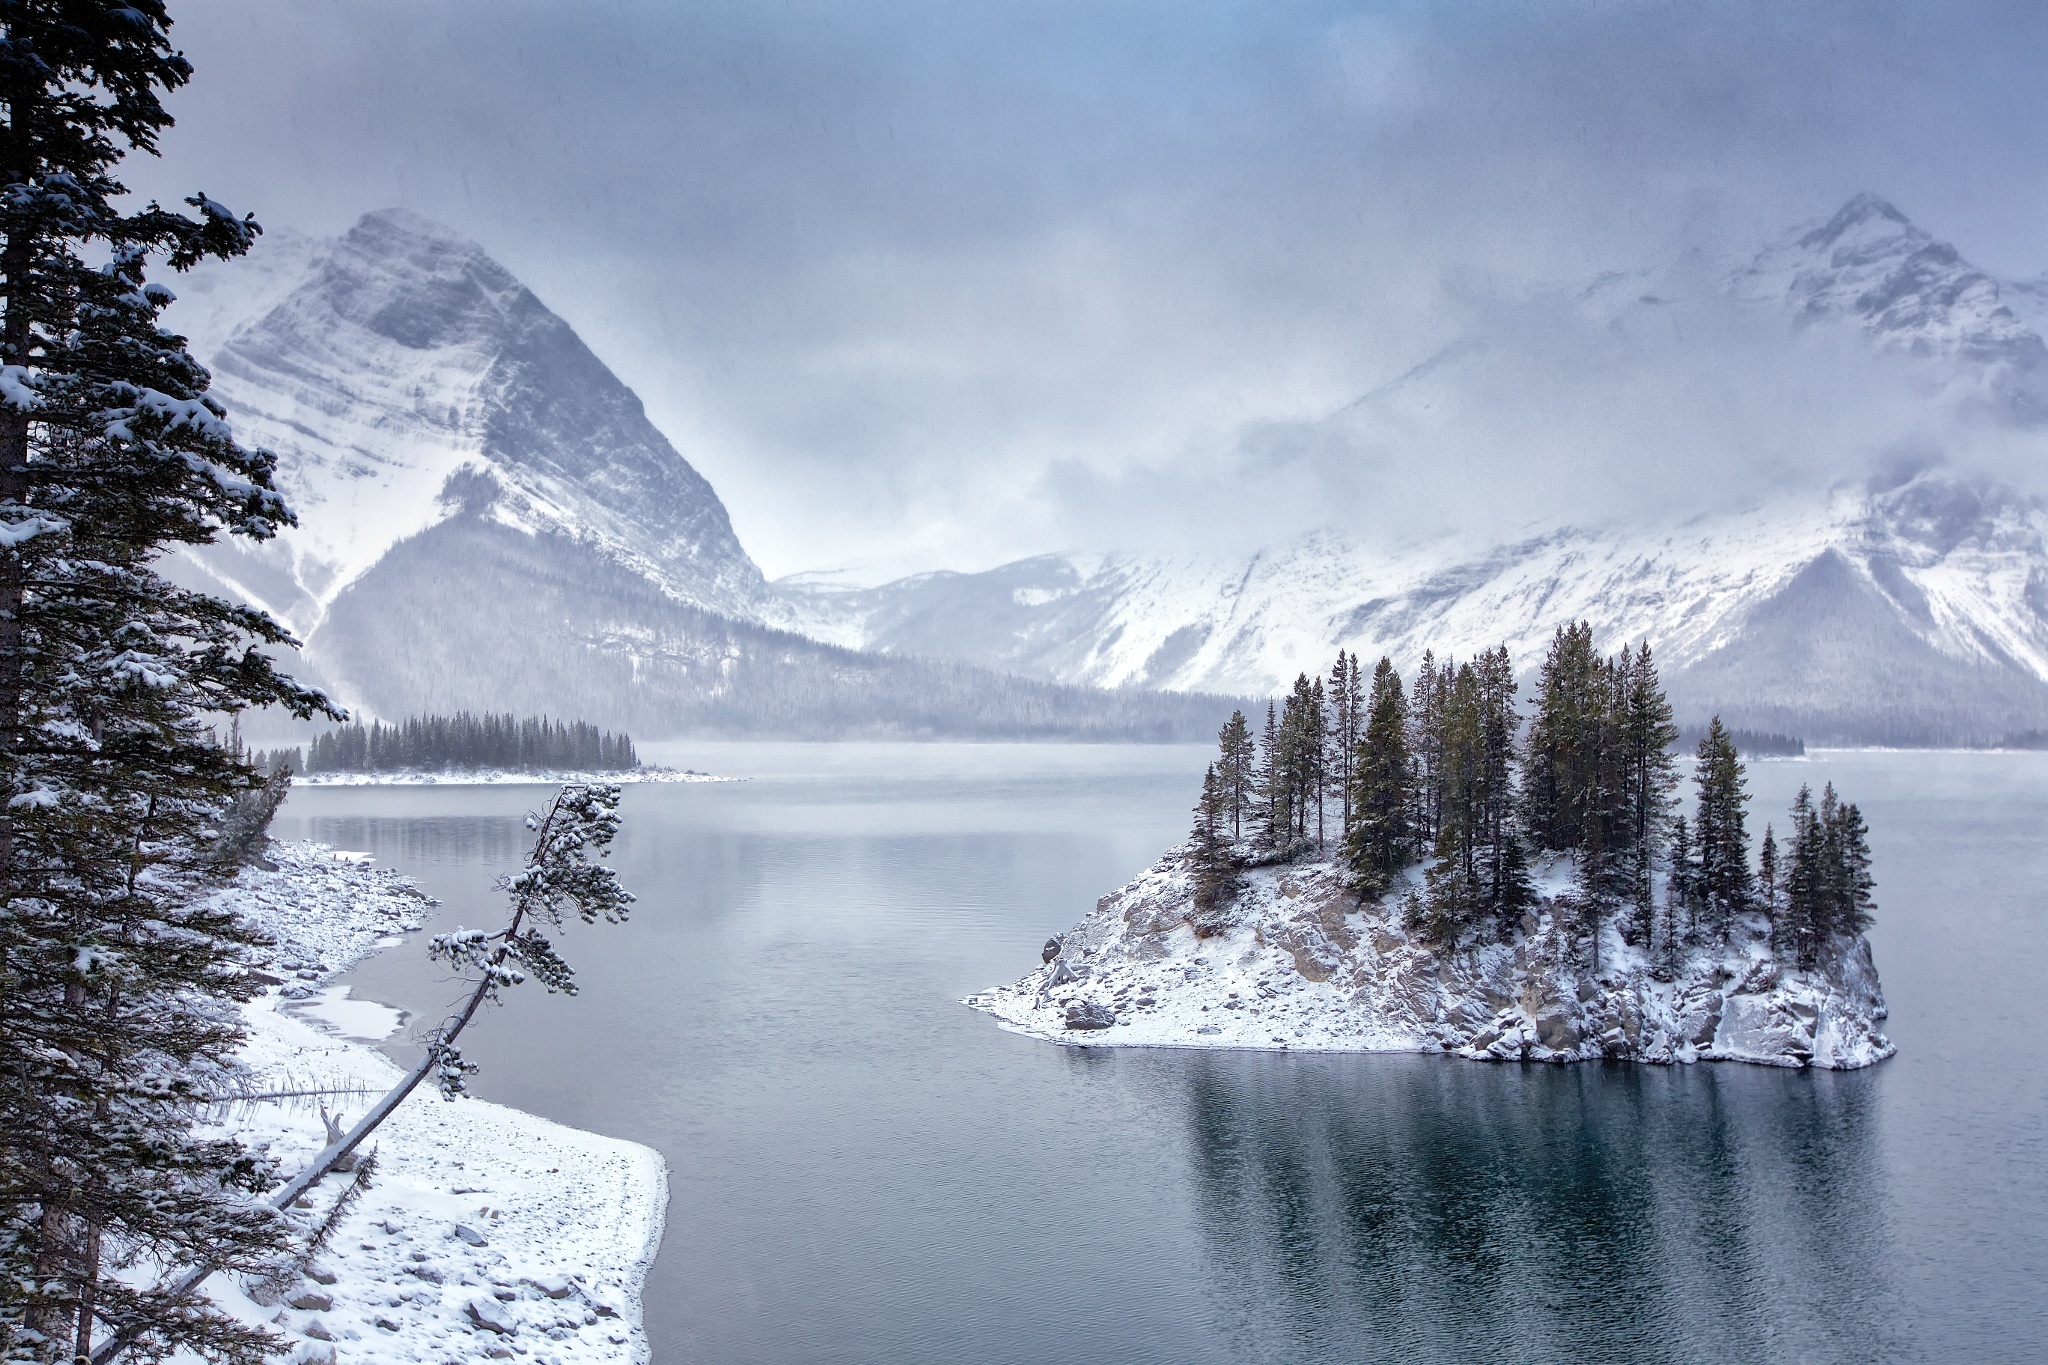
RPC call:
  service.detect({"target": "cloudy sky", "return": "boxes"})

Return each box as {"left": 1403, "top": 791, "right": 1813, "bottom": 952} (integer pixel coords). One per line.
{"left": 129, "top": 1, "right": 2048, "bottom": 577}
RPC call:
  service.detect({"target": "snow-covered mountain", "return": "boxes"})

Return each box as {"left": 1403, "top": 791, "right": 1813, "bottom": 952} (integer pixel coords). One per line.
{"left": 168, "top": 211, "right": 1235, "bottom": 740}
{"left": 175, "top": 208, "right": 770, "bottom": 646}
{"left": 781, "top": 196, "right": 2048, "bottom": 744}
{"left": 780, "top": 471, "right": 2048, "bottom": 744}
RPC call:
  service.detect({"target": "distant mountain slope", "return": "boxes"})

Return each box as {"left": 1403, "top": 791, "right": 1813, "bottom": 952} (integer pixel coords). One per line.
{"left": 779, "top": 196, "right": 2048, "bottom": 745}
{"left": 309, "top": 507, "right": 1241, "bottom": 740}
{"left": 174, "top": 209, "right": 770, "bottom": 648}
{"left": 778, "top": 472, "right": 2048, "bottom": 743}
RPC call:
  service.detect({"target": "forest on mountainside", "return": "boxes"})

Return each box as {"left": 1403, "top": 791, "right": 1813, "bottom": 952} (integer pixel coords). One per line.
{"left": 1188, "top": 623, "right": 1875, "bottom": 972}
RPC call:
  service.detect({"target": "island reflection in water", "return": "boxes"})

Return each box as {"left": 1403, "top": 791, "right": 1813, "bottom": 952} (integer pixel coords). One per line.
{"left": 1167, "top": 1048, "right": 1898, "bottom": 1364}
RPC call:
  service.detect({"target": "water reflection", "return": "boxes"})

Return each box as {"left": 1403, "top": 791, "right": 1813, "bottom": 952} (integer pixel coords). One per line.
{"left": 1180, "top": 1053, "right": 1902, "bottom": 1364}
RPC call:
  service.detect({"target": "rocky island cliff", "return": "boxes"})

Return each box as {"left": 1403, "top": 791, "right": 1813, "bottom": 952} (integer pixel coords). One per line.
{"left": 969, "top": 848, "right": 1893, "bottom": 1069}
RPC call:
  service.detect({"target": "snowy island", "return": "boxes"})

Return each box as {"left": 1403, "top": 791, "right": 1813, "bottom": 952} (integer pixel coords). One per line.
{"left": 968, "top": 847, "right": 1892, "bottom": 1068}
{"left": 972, "top": 631, "right": 1894, "bottom": 1070}
{"left": 197, "top": 843, "right": 665, "bottom": 1364}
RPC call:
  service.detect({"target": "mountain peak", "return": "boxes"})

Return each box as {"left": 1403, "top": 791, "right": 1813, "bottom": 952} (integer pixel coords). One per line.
{"left": 1803, "top": 193, "right": 1917, "bottom": 246}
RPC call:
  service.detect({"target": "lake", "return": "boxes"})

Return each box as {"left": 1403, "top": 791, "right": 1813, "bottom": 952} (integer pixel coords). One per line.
{"left": 271, "top": 745, "right": 2048, "bottom": 1363}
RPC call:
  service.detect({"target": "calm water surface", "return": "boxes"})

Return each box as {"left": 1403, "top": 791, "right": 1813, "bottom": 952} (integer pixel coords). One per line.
{"left": 271, "top": 745, "right": 2048, "bottom": 1364}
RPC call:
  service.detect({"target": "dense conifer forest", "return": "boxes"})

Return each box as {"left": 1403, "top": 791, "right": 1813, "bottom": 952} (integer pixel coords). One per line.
{"left": 260, "top": 712, "right": 640, "bottom": 776}
{"left": 1188, "top": 623, "right": 1876, "bottom": 971}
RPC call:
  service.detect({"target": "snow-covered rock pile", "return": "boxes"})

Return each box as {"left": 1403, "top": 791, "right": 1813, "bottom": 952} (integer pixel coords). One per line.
{"left": 217, "top": 841, "right": 435, "bottom": 990}
{"left": 969, "top": 849, "right": 1894, "bottom": 1069}
{"left": 196, "top": 842, "right": 667, "bottom": 1365}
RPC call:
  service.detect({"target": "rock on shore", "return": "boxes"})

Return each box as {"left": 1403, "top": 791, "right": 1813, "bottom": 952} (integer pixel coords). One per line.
{"left": 967, "top": 849, "right": 1893, "bottom": 1069}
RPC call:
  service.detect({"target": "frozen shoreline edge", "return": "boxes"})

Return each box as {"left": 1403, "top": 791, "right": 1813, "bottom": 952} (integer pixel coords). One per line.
{"left": 204, "top": 841, "right": 669, "bottom": 1364}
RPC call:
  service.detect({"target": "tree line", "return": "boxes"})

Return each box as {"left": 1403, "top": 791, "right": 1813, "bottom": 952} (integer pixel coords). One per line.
{"left": 1190, "top": 622, "right": 1875, "bottom": 971}
{"left": 261, "top": 711, "right": 639, "bottom": 775}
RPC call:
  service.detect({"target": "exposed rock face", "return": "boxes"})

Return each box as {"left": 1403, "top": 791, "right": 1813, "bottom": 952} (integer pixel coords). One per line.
{"left": 967, "top": 849, "right": 1894, "bottom": 1069}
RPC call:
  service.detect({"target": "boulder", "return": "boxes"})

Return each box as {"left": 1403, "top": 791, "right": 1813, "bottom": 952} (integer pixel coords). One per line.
{"left": 452, "top": 1223, "right": 489, "bottom": 1246}
{"left": 285, "top": 1290, "right": 333, "bottom": 1312}
{"left": 1064, "top": 999, "right": 1115, "bottom": 1030}
{"left": 466, "top": 1295, "right": 517, "bottom": 1335}
{"left": 1041, "top": 937, "right": 1062, "bottom": 963}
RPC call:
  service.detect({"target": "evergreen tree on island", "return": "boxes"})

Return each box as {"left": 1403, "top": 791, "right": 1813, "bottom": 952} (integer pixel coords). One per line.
{"left": 1343, "top": 656, "right": 1412, "bottom": 894}
{"left": 1691, "top": 717, "right": 1755, "bottom": 941}
{"left": 0, "top": 4, "right": 337, "bottom": 1358}
{"left": 1215, "top": 708, "right": 1254, "bottom": 844}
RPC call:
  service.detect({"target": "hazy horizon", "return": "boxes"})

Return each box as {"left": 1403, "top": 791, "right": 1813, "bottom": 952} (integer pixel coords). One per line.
{"left": 135, "top": 1, "right": 2048, "bottom": 579}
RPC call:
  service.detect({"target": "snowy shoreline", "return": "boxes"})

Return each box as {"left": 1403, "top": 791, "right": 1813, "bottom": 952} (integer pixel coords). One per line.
{"left": 969, "top": 848, "right": 1894, "bottom": 1069}
{"left": 291, "top": 766, "right": 735, "bottom": 787}
{"left": 198, "top": 842, "right": 667, "bottom": 1364}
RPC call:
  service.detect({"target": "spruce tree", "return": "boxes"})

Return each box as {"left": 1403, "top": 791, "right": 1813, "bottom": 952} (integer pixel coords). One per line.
{"left": 1827, "top": 796, "right": 1876, "bottom": 939}
{"left": 1188, "top": 764, "right": 1235, "bottom": 910}
{"left": 1758, "top": 823, "right": 1780, "bottom": 935}
{"left": 0, "top": 5, "right": 336, "bottom": 1359}
{"left": 1254, "top": 701, "right": 1284, "bottom": 853}
{"left": 1691, "top": 717, "right": 1755, "bottom": 941}
{"left": 1616, "top": 642, "right": 1679, "bottom": 945}
{"left": 1327, "top": 651, "right": 1363, "bottom": 835}
{"left": 1215, "top": 709, "right": 1254, "bottom": 844}
{"left": 1781, "top": 785, "right": 1822, "bottom": 965}
{"left": 1343, "top": 656, "right": 1411, "bottom": 894}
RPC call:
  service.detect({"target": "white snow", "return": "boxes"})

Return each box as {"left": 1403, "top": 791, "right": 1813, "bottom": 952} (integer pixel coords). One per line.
{"left": 968, "top": 847, "right": 1894, "bottom": 1070}
{"left": 190, "top": 842, "right": 666, "bottom": 1365}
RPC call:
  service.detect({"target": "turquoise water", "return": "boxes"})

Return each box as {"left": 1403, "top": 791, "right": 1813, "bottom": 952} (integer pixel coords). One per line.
{"left": 273, "top": 745, "right": 2048, "bottom": 1363}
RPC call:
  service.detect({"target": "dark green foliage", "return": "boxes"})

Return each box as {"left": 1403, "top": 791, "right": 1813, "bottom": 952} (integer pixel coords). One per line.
{"left": 1691, "top": 717, "right": 1755, "bottom": 941}
{"left": 1343, "top": 656, "right": 1411, "bottom": 895}
{"left": 1187, "top": 765, "right": 1237, "bottom": 911}
{"left": 302, "top": 711, "right": 638, "bottom": 775}
{"left": 0, "top": 4, "right": 338, "bottom": 1358}
{"left": 1414, "top": 648, "right": 1531, "bottom": 944}
{"left": 1778, "top": 782, "right": 1877, "bottom": 968}
{"left": 1326, "top": 652, "right": 1363, "bottom": 834}
{"left": 1254, "top": 678, "right": 1328, "bottom": 856}
{"left": 1524, "top": 622, "right": 1607, "bottom": 854}
{"left": 1215, "top": 709, "right": 1255, "bottom": 843}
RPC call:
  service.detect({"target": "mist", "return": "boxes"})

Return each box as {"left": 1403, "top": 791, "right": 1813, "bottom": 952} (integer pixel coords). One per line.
{"left": 128, "top": 0, "right": 2048, "bottom": 576}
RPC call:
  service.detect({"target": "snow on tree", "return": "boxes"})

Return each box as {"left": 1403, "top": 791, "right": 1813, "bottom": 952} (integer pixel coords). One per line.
{"left": 0, "top": 5, "right": 342, "bottom": 1360}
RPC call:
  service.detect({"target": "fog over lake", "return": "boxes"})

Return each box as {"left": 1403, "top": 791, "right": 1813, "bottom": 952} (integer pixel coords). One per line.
{"left": 273, "top": 745, "right": 2047, "bottom": 1364}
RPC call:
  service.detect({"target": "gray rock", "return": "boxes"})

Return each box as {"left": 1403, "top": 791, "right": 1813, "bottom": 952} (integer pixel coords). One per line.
{"left": 1065, "top": 999, "right": 1115, "bottom": 1030}
{"left": 465, "top": 1295, "right": 517, "bottom": 1335}
{"left": 303, "top": 1320, "right": 334, "bottom": 1341}
{"left": 525, "top": 1274, "right": 574, "bottom": 1299}
{"left": 306, "top": 1266, "right": 339, "bottom": 1286}
{"left": 285, "top": 1290, "right": 333, "bottom": 1312}
{"left": 1041, "top": 937, "right": 1063, "bottom": 963}
{"left": 453, "top": 1223, "right": 489, "bottom": 1246}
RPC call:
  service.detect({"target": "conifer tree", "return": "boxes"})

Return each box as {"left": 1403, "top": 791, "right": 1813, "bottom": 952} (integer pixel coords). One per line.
{"left": 1662, "top": 814, "right": 1697, "bottom": 972}
{"left": 1215, "top": 709, "right": 1254, "bottom": 843}
{"left": 1691, "top": 717, "right": 1755, "bottom": 941}
{"left": 1188, "top": 764, "right": 1235, "bottom": 910}
{"left": 0, "top": 6, "right": 336, "bottom": 1359}
{"left": 1616, "top": 642, "right": 1679, "bottom": 944}
{"left": 1327, "top": 651, "right": 1363, "bottom": 835}
{"left": 1408, "top": 649, "right": 1446, "bottom": 854}
{"left": 1758, "top": 823, "right": 1780, "bottom": 933}
{"left": 1254, "top": 701, "right": 1284, "bottom": 852}
{"left": 1343, "top": 656, "right": 1412, "bottom": 894}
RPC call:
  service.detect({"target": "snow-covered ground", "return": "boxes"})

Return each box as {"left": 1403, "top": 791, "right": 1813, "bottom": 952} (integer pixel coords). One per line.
{"left": 291, "top": 766, "right": 734, "bottom": 787}
{"left": 193, "top": 842, "right": 667, "bottom": 1365}
{"left": 969, "top": 848, "right": 1894, "bottom": 1069}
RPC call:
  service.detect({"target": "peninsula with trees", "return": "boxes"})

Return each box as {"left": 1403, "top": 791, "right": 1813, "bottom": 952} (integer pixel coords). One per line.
{"left": 971, "top": 625, "right": 1894, "bottom": 1068}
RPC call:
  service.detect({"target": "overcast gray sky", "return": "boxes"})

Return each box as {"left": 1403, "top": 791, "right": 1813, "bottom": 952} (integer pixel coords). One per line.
{"left": 128, "top": 1, "right": 2048, "bottom": 577}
